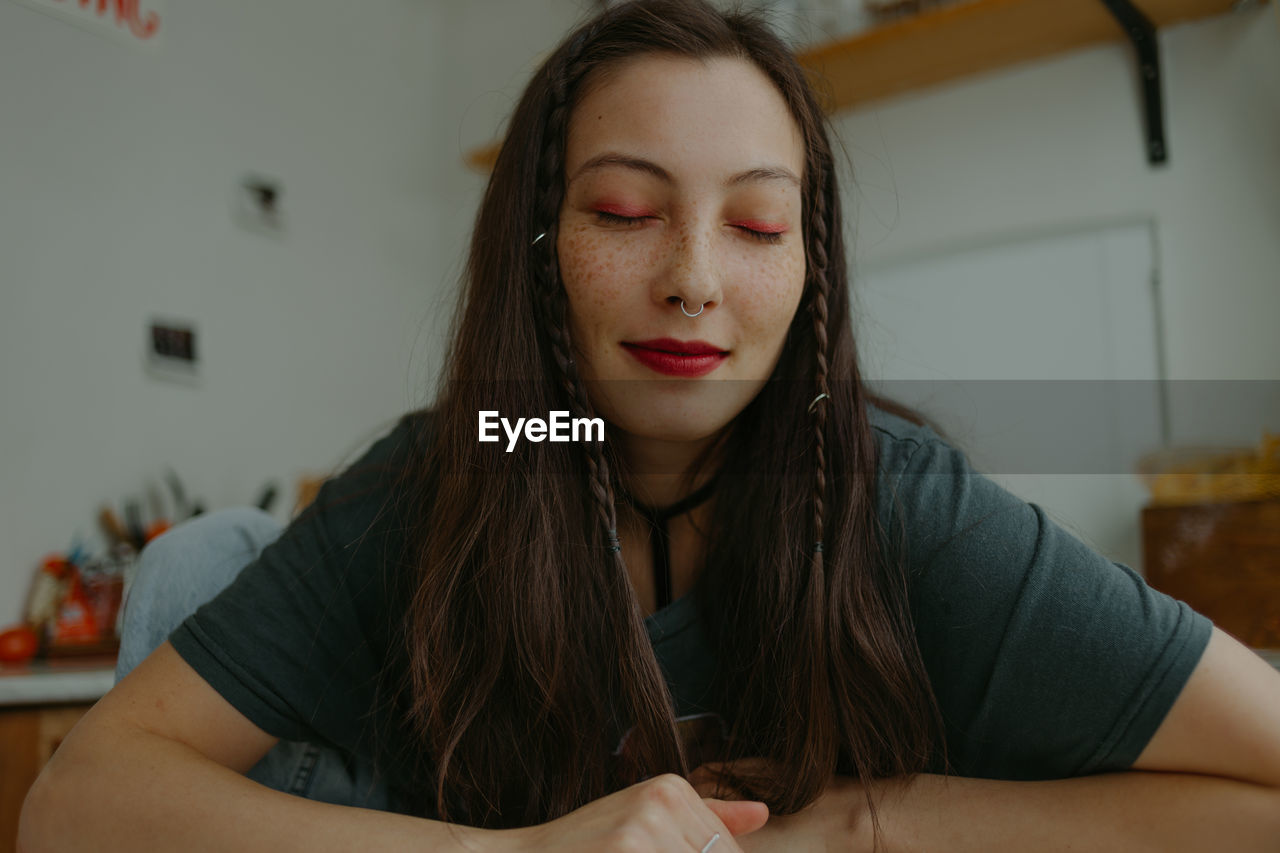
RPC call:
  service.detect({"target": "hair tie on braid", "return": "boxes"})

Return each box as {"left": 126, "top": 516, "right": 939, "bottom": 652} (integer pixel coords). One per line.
{"left": 606, "top": 528, "right": 621, "bottom": 554}
{"left": 807, "top": 393, "right": 829, "bottom": 414}
{"left": 813, "top": 541, "right": 824, "bottom": 553}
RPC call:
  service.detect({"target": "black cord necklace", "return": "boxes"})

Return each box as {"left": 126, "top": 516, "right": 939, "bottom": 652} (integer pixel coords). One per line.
{"left": 618, "top": 476, "right": 718, "bottom": 611}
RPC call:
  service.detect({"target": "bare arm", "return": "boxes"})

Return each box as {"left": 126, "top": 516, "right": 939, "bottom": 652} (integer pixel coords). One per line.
{"left": 859, "top": 767, "right": 1280, "bottom": 852}
{"left": 19, "top": 641, "right": 765, "bottom": 853}
{"left": 731, "top": 627, "right": 1280, "bottom": 851}
{"left": 17, "top": 641, "right": 505, "bottom": 853}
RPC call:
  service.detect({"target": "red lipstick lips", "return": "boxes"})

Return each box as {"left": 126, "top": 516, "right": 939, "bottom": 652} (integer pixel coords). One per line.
{"left": 621, "top": 338, "right": 729, "bottom": 378}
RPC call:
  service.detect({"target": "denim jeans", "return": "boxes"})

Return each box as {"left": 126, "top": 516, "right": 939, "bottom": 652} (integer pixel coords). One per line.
{"left": 114, "top": 507, "right": 392, "bottom": 810}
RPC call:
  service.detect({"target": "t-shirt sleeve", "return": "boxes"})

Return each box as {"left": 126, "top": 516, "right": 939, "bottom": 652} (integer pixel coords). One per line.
{"left": 167, "top": 415, "right": 420, "bottom": 749}
{"left": 880, "top": 432, "right": 1213, "bottom": 780}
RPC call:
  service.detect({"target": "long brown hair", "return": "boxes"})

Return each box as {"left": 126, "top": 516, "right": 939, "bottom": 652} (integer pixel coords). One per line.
{"left": 382, "top": 0, "right": 948, "bottom": 836}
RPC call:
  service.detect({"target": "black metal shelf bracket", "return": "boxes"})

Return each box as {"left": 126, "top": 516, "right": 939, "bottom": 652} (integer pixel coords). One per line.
{"left": 1100, "top": 0, "right": 1167, "bottom": 165}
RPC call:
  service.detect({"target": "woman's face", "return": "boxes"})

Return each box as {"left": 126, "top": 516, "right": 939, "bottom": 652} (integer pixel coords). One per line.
{"left": 557, "top": 54, "right": 807, "bottom": 445}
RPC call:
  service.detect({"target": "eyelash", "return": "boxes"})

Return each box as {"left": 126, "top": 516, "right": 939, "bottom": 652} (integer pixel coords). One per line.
{"left": 592, "top": 210, "right": 784, "bottom": 245}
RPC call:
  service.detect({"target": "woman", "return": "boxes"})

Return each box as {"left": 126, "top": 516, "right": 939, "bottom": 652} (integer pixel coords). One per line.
{"left": 21, "top": 1, "right": 1280, "bottom": 851}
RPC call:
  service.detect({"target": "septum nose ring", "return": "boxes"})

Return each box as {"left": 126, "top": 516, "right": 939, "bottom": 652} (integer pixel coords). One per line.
{"left": 680, "top": 300, "right": 705, "bottom": 318}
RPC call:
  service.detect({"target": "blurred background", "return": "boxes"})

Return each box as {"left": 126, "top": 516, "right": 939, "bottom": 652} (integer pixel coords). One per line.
{"left": 0, "top": 0, "right": 1276, "bottom": 667}
{"left": 1, "top": 2, "right": 1277, "bottom": 839}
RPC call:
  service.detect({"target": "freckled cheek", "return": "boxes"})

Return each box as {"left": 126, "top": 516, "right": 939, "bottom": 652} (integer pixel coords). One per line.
{"left": 560, "top": 227, "right": 650, "bottom": 303}
{"left": 735, "top": 253, "right": 807, "bottom": 338}
{"left": 557, "top": 229, "right": 639, "bottom": 341}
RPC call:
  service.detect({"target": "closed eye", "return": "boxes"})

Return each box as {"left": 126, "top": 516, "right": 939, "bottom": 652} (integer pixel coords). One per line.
{"left": 594, "top": 210, "right": 647, "bottom": 228}
{"left": 594, "top": 211, "right": 783, "bottom": 245}
{"left": 733, "top": 225, "right": 784, "bottom": 245}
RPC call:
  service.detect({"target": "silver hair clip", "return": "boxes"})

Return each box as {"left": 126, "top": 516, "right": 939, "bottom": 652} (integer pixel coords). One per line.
{"left": 531, "top": 232, "right": 546, "bottom": 246}
{"left": 807, "top": 392, "right": 829, "bottom": 413}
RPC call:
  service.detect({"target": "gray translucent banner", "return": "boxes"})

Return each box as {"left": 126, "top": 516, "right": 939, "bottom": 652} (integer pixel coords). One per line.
{"left": 454, "top": 378, "right": 1278, "bottom": 476}
{"left": 866, "top": 379, "right": 1278, "bottom": 475}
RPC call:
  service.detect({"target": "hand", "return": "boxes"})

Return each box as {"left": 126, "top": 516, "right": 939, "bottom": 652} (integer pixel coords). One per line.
{"left": 687, "top": 759, "right": 872, "bottom": 853}
{"left": 503, "top": 772, "right": 769, "bottom": 852}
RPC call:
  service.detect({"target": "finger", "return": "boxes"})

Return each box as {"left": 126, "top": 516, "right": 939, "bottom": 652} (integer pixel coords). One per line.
{"left": 702, "top": 798, "right": 769, "bottom": 837}
{"left": 650, "top": 775, "right": 747, "bottom": 852}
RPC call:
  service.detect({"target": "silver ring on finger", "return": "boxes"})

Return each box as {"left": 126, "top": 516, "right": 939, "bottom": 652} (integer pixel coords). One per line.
{"left": 700, "top": 832, "right": 721, "bottom": 853}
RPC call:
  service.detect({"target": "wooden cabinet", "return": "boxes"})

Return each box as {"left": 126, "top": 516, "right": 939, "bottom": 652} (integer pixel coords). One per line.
{"left": 0, "top": 664, "right": 110, "bottom": 853}
{"left": 0, "top": 701, "right": 95, "bottom": 852}
{"left": 1143, "top": 499, "right": 1280, "bottom": 648}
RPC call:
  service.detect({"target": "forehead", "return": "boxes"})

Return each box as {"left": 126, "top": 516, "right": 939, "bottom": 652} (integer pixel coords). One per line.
{"left": 565, "top": 54, "right": 806, "bottom": 187}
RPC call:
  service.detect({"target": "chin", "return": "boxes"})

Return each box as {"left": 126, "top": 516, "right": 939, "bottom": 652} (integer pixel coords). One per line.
{"left": 620, "top": 411, "right": 726, "bottom": 444}
{"left": 608, "top": 389, "right": 751, "bottom": 445}
{"left": 583, "top": 370, "right": 763, "bottom": 445}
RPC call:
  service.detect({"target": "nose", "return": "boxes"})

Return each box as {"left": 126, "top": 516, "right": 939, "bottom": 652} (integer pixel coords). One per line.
{"left": 654, "top": 219, "right": 723, "bottom": 316}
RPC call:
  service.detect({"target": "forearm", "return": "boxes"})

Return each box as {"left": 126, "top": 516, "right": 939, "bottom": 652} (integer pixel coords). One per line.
{"left": 862, "top": 770, "right": 1280, "bottom": 852}
{"left": 19, "top": 723, "right": 502, "bottom": 853}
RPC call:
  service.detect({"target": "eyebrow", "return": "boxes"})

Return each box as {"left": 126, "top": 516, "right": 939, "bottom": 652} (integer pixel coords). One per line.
{"left": 568, "top": 152, "right": 801, "bottom": 189}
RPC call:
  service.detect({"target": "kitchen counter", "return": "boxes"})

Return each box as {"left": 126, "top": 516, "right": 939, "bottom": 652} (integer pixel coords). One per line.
{"left": 0, "top": 658, "right": 116, "bottom": 707}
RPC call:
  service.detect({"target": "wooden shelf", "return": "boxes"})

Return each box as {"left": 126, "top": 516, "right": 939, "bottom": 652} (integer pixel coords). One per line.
{"left": 464, "top": 0, "right": 1255, "bottom": 172}
{"left": 801, "top": 0, "right": 1241, "bottom": 113}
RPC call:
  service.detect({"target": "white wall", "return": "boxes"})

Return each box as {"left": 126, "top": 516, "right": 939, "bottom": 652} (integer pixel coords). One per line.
{"left": 2, "top": 0, "right": 1276, "bottom": 623}
{"left": 0, "top": 0, "right": 460, "bottom": 622}
{"left": 840, "top": 5, "right": 1280, "bottom": 384}
{"left": 836, "top": 4, "right": 1279, "bottom": 568}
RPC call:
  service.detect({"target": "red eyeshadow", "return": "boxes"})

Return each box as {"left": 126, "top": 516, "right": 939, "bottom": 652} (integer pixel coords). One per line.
{"left": 731, "top": 219, "right": 787, "bottom": 233}
{"left": 595, "top": 203, "right": 652, "bottom": 218}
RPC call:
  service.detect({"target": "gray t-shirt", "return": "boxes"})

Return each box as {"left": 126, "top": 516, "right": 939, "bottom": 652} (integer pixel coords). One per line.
{"left": 168, "top": 404, "right": 1211, "bottom": 809}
